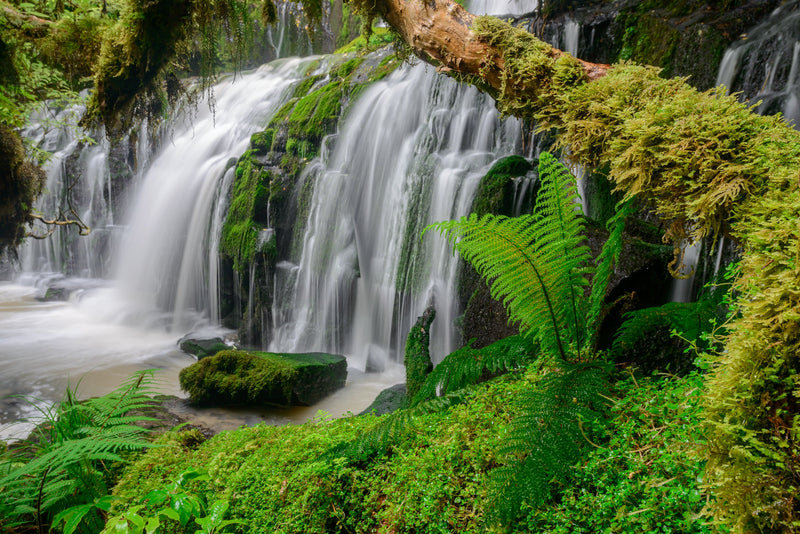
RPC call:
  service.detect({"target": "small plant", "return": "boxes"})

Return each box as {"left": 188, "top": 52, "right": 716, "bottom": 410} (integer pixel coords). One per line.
{"left": 102, "top": 467, "right": 243, "bottom": 533}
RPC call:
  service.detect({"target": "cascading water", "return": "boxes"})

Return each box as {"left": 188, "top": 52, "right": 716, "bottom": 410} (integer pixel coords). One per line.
{"left": 0, "top": 59, "right": 315, "bottom": 439}
{"left": 2, "top": 0, "right": 537, "bottom": 440}
{"left": 716, "top": 0, "right": 800, "bottom": 125}
{"left": 111, "top": 59, "right": 311, "bottom": 332}
{"left": 270, "top": 64, "right": 523, "bottom": 369}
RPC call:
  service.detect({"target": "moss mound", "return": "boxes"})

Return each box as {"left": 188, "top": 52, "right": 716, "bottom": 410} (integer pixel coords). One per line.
{"left": 179, "top": 349, "right": 347, "bottom": 407}
{"left": 110, "top": 370, "right": 708, "bottom": 533}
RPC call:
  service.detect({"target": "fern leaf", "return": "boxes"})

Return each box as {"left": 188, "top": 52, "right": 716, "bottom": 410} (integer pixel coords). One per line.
{"left": 489, "top": 360, "right": 609, "bottom": 523}
{"left": 410, "top": 335, "right": 537, "bottom": 407}
{"left": 426, "top": 155, "right": 590, "bottom": 359}
{"left": 585, "top": 198, "right": 636, "bottom": 352}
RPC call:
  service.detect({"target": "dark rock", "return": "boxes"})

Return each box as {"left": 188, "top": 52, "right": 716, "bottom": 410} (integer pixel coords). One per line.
{"left": 359, "top": 384, "right": 407, "bottom": 416}
{"left": 178, "top": 335, "right": 231, "bottom": 360}
{"left": 179, "top": 349, "right": 347, "bottom": 407}
{"left": 38, "top": 287, "right": 69, "bottom": 302}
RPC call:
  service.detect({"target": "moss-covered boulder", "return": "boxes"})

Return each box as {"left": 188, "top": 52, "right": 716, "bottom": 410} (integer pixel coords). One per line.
{"left": 179, "top": 349, "right": 347, "bottom": 407}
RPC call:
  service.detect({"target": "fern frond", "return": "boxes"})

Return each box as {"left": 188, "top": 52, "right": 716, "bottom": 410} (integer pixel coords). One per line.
{"left": 426, "top": 152, "right": 590, "bottom": 360}
{"left": 613, "top": 296, "right": 722, "bottom": 358}
{"left": 489, "top": 360, "right": 609, "bottom": 523}
{"left": 533, "top": 152, "right": 591, "bottom": 355}
{"left": 0, "top": 370, "right": 160, "bottom": 528}
{"left": 585, "top": 198, "right": 636, "bottom": 352}
{"left": 410, "top": 335, "right": 537, "bottom": 407}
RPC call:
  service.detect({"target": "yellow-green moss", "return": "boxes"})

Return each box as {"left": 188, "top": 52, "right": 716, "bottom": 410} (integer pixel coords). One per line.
{"left": 472, "top": 15, "right": 800, "bottom": 530}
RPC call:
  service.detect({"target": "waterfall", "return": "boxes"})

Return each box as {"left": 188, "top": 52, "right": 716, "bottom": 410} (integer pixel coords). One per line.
{"left": 270, "top": 64, "right": 522, "bottom": 368}
{"left": 715, "top": 0, "right": 800, "bottom": 126}
{"left": 109, "top": 58, "right": 314, "bottom": 332}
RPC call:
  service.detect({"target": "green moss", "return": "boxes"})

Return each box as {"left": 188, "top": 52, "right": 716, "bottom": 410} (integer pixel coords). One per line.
{"left": 471, "top": 155, "right": 533, "bottom": 217}
{"left": 250, "top": 129, "right": 274, "bottom": 155}
{"left": 220, "top": 149, "right": 270, "bottom": 272}
{"left": 405, "top": 307, "right": 436, "bottom": 401}
{"left": 0, "top": 124, "right": 45, "bottom": 248}
{"left": 179, "top": 349, "right": 346, "bottom": 407}
{"left": 334, "top": 27, "right": 393, "bottom": 54}
{"left": 289, "top": 81, "right": 344, "bottom": 141}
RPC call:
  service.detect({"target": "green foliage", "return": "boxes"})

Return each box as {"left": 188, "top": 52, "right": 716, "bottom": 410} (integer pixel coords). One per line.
{"left": 0, "top": 371, "right": 159, "bottom": 533}
{"left": 102, "top": 468, "right": 242, "bottom": 533}
{"left": 612, "top": 285, "right": 726, "bottom": 374}
{"left": 522, "top": 371, "right": 713, "bottom": 533}
{"left": 0, "top": 123, "right": 46, "bottom": 248}
{"left": 410, "top": 335, "right": 537, "bottom": 406}
{"left": 470, "top": 13, "right": 800, "bottom": 524}
{"left": 106, "top": 374, "right": 530, "bottom": 533}
{"left": 489, "top": 359, "right": 608, "bottom": 523}
{"left": 334, "top": 27, "right": 393, "bottom": 54}
{"left": 427, "top": 152, "right": 591, "bottom": 360}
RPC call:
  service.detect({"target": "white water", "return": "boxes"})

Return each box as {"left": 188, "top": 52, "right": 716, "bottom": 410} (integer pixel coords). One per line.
{"left": 715, "top": 0, "right": 800, "bottom": 126}
{"left": 2, "top": 0, "right": 528, "bottom": 439}
{"left": 270, "top": 64, "right": 522, "bottom": 369}
{"left": 0, "top": 59, "right": 317, "bottom": 440}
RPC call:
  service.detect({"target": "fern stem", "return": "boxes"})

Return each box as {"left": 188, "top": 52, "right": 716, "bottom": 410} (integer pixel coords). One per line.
{"left": 36, "top": 465, "right": 52, "bottom": 534}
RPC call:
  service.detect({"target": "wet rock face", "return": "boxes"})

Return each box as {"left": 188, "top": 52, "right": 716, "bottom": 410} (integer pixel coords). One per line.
{"left": 530, "top": 0, "right": 781, "bottom": 91}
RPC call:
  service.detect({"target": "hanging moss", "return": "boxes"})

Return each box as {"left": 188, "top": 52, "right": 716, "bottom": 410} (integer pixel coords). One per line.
{"left": 471, "top": 14, "right": 800, "bottom": 530}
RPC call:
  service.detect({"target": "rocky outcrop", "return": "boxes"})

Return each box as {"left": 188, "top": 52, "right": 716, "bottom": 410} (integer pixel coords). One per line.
{"left": 219, "top": 48, "right": 400, "bottom": 346}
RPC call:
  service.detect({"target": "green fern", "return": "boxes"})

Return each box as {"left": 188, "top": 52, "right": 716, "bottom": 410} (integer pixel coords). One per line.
{"left": 409, "top": 335, "right": 537, "bottom": 406}
{"left": 424, "top": 152, "right": 629, "bottom": 524}
{"left": 0, "top": 370, "right": 160, "bottom": 533}
{"left": 425, "top": 152, "right": 590, "bottom": 360}
{"left": 488, "top": 359, "right": 609, "bottom": 523}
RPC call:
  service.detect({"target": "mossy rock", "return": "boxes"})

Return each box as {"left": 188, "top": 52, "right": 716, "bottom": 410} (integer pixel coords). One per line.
{"left": 179, "top": 349, "right": 347, "bottom": 407}
{"left": 471, "top": 155, "right": 534, "bottom": 217}
{"left": 178, "top": 336, "right": 231, "bottom": 360}
{"left": 358, "top": 383, "right": 406, "bottom": 416}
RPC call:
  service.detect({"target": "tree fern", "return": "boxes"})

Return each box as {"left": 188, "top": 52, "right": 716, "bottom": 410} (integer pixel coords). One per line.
{"left": 0, "top": 370, "right": 160, "bottom": 533}
{"left": 425, "top": 152, "right": 629, "bottom": 525}
{"left": 425, "top": 152, "right": 590, "bottom": 361}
